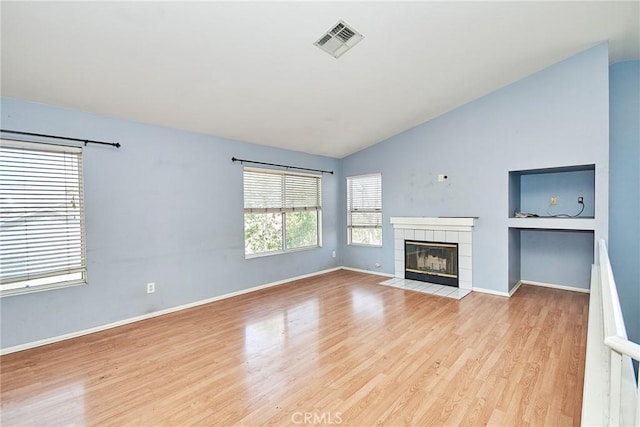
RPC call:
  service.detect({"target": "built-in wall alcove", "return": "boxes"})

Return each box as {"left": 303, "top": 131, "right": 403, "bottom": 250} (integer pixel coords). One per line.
{"left": 509, "top": 164, "right": 596, "bottom": 219}
{"left": 507, "top": 164, "right": 599, "bottom": 294}
{"left": 508, "top": 228, "right": 594, "bottom": 292}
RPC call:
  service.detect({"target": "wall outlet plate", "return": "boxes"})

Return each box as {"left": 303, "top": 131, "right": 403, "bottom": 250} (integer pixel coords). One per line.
{"left": 437, "top": 174, "right": 448, "bottom": 182}
{"left": 146, "top": 282, "right": 155, "bottom": 294}
{"left": 550, "top": 196, "right": 558, "bottom": 205}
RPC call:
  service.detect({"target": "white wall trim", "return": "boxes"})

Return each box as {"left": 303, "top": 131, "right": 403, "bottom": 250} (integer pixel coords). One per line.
{"left": 340, "top": 266, "right": 395, "bottom": 278}
{"left": 0, "top": 267, "right": 341, "bottom": 355}
{"left": 509, "top": 280, "right": 523, "bottom": 297}
{"left": 520, "top": 279, "right": 590, "bottom": 294}
{"left": 472, "top": 286, "right": 510, "bottom": 297}
{"left": 7, "top": 267, "right": 585, "bottom": 355}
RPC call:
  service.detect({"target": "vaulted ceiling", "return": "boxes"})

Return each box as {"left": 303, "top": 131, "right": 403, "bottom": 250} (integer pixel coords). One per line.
{"left": 1, "top": 1, "right": 639, "bottom": 158}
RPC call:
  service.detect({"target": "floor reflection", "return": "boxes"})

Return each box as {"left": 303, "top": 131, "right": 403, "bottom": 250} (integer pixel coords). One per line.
{"left": 243, "top": 299, "right": 319, "bottom": 356}
{"left": 285, "top": 299, "right": 319, "bottom": 339}
{"left": 244, "top": 311, "right": 286, "bottom": 356}
{"left": 1, "top": 381, "right": 85, "bottom": 426}
{"left": 351, "top": 288, "right": 384, "bottom": 321}
{"left": 242, "top": 298, "right": 320, "bottom": 403}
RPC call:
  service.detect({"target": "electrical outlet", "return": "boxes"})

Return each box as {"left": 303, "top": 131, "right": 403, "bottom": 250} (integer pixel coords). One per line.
{"left": 374, "top": 262, "right": 381, "bottom": 268}
{"left": 578, "top": 196, "right": 584, "bottom": 204}
{"left": 146, "top": 282, "right": 155, "bottom": 294}
{"left": 437, "top": 174, "right": 448, "bottom": 182}
{"left": 550, "top": 196, "right": 558, "bottom": 205}
{"left": 332, "top": 250, "right": 336, "bottom": 258}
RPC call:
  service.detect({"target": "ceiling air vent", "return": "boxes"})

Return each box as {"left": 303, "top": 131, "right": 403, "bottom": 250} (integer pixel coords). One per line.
{"left": 314, "top": 20, "right": 363, "bottom": 58}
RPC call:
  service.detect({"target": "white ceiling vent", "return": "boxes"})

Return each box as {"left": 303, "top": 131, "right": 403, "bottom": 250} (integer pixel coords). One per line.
{"left": 314, "top": 20, "right": 363, "bottom": 58}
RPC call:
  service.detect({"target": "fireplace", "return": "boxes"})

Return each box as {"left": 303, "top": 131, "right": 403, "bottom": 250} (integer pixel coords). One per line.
{"left": 405, "top": 240, "right": 459, "bottom": 287}
{"left": 391, "top": 217, "right": 475, "bottom": 290}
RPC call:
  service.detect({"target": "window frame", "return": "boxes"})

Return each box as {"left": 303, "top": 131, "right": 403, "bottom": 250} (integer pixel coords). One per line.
{"left": 347, "top": 173, "right": 382, "bottom": 247}
{"left": 0, "top": 139, "right": 87, "bottom": 297}
{"left": 243, "top": 167, "right": 322, "bottom": 258}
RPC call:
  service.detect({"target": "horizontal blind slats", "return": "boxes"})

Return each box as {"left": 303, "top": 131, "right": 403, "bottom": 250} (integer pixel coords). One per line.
{"left": 243, "top": 171, "right": 283, "bottom": 209}
{"left": 1, "top": 211, "right": 81, "bottom": 219}
{"left": 1, "top": 228, "right": 81, "bottom": 240}
{"left": 1, "top": 240, "right": 82, "bottom": 253}
{"left": 347, "top": 174, "right": 381, "bottom": 211}
{"left": 2, "top": 248, "right": 83, "bottom": 264}
{"left": 347, "top": 174, "right": 382, "bottom": 229}
{"left": 0, "top": 141, "right": 86, "bottom": 287}
{"left": 2, "top": 258, "right": 84, "bottom": 275}
{"left": 243, "top": 168, "right": 321, "bottom": 212}
{"left": 1, "top": 267, "right": 86, "bottom": 285}
{"left": 284, "top": 174, "right": 320, "bottom": 209}
{"left": 348, "top": 211, "right": 383, "bottom": 227}
{"left": 0, "top": 151, "right": 80, "bottom": 164}
{"left": 244, "top": 207, "right": 320, "bottom": 214}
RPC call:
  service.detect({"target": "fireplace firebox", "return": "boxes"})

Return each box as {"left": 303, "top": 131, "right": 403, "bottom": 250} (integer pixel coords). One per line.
{"left": 405, "top": 240, "right": 459, "bottom": 287}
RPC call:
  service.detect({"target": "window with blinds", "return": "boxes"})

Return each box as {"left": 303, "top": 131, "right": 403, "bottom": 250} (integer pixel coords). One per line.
{"left": 0, "top": 140, "right": 86, "bottom": 296}
{"left": 243, "top": 167, "right": 321, "bottom": 256}
{"left": 347, "top": 173, "right": 382, "bottom": 246}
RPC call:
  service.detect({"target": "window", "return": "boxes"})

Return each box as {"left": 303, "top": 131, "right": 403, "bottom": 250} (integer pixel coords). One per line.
{"left": 243, "top": 167, "right": 321, "bottom": 256}
{"left": 347, "top": 173, "right": 382, "bottom": 246}
{"left": 0, "top": 140, "right": 86, "bottom": 296}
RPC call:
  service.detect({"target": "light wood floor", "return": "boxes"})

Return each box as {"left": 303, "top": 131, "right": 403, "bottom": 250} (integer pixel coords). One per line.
{"left": 1, "top": 270, "right": 589, "bottom": 426}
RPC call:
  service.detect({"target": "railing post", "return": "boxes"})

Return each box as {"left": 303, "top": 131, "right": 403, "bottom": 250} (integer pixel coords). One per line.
{"left": 583, "top": 240, "right": 640, "bottom": 427}
{"left": 636, "top": 372, "right": 640, "bottom": 427}
{"left": 609, "top": 350, "right": 622, "bottom": 426}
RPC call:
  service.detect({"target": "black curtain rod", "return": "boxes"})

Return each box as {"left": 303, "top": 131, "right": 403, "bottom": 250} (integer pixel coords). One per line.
{"left": 232, "top": 157, "right": 333, "bottom": 175}
{"left": 1, "top": 129, "right": 121, "bottom": 148}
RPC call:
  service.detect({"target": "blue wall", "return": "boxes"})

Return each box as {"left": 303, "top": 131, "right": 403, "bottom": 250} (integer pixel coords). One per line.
{"left": 519, "top": 169, "right": 595, "bottom": 218}
{"left": 0, "top": 98, "right": 342, "bottom": 349}
{"left": 520, "top": 229, "right": 594, "bottom": 288}
{"left": 340, "top": 44, "right": 610, "bottom": 294}
{"left": 0, "top": 43, "right": 616, "bottom": 350}
{"left": 609, "top": 60, "right": 640, "bottom": 344}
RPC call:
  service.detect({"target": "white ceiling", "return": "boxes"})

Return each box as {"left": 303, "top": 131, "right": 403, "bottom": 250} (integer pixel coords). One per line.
{"left": 1, "top": 1, "right": 639, "bottom": 158}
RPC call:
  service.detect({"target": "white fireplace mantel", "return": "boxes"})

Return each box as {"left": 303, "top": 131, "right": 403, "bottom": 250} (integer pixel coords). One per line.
{"left": 390, "top": 217, "right": 476, "bottom": 232}
{"left": 391, "top": 216, "right": 477, "bottom": 290}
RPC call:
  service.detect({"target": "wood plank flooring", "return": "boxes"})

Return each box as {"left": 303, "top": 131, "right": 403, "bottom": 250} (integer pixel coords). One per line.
{"left": 0, "top": 270, "right": 589, "bottom": 426}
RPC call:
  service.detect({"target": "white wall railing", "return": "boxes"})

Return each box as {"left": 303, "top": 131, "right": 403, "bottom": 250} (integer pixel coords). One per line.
{"left": 582, "top": 239, "right": 640, "bottom": 426}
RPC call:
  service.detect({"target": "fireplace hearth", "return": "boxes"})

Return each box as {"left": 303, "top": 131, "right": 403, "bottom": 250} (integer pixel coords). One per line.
{"left": 405, "top": 240, "right": 459, "bottom": 287}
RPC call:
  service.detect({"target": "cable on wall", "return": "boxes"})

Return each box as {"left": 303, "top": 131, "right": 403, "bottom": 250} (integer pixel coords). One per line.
{"left": 1, "top": 129, "right": 121, "bottom": 148}
{"left": 232, "top": 157, "right": 333, "bottom": 175}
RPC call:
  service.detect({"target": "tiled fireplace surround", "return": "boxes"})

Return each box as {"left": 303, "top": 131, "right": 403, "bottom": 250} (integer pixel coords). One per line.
{"left": 390, "top": 217, "right": 476, "bottom": 290}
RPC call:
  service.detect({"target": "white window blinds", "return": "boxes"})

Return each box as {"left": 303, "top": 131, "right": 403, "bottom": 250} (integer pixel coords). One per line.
{"left": 0, "top": 140, "right": 86, "bottom": 295}
{"left": 347, "top": 173, "right": 382, "bottom": 246}
{"left": 243, "top": 167, "right": 322, "bottom": 256}
{"left": 243, "top": 168, "right": 321, "bottom": 212}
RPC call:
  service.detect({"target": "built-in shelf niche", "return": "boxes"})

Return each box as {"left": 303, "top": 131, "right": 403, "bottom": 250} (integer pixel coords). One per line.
{"left": 508, "top": 164, "right": 596, "bottom": 221}
{"left": 508, "top": 228, "right": 594, "bottom": 291}
{"left": 507, "top": 164, "right": 598, "bottom": 292}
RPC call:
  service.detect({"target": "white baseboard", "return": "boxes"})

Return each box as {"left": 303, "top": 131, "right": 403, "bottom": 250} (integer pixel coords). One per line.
{"left": 340, "top": 266, "right": 395, "bottom": 278}
{"left": 472, "top": 286, "right": 510, "bottom": 297}
{"left": 0, "top": 267, "right": 342, "bottom": 356}
{"left": 9, "top": 267, "right": 580, "bottom": 355}
{"left": 509, "top": 280, "right": 523, "bottom": 297}
{"left": 472, "top": 279, "right": 590, "bottom": 298}
{"left": 520, "top": 279, "right": 590, "bottom": 294}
